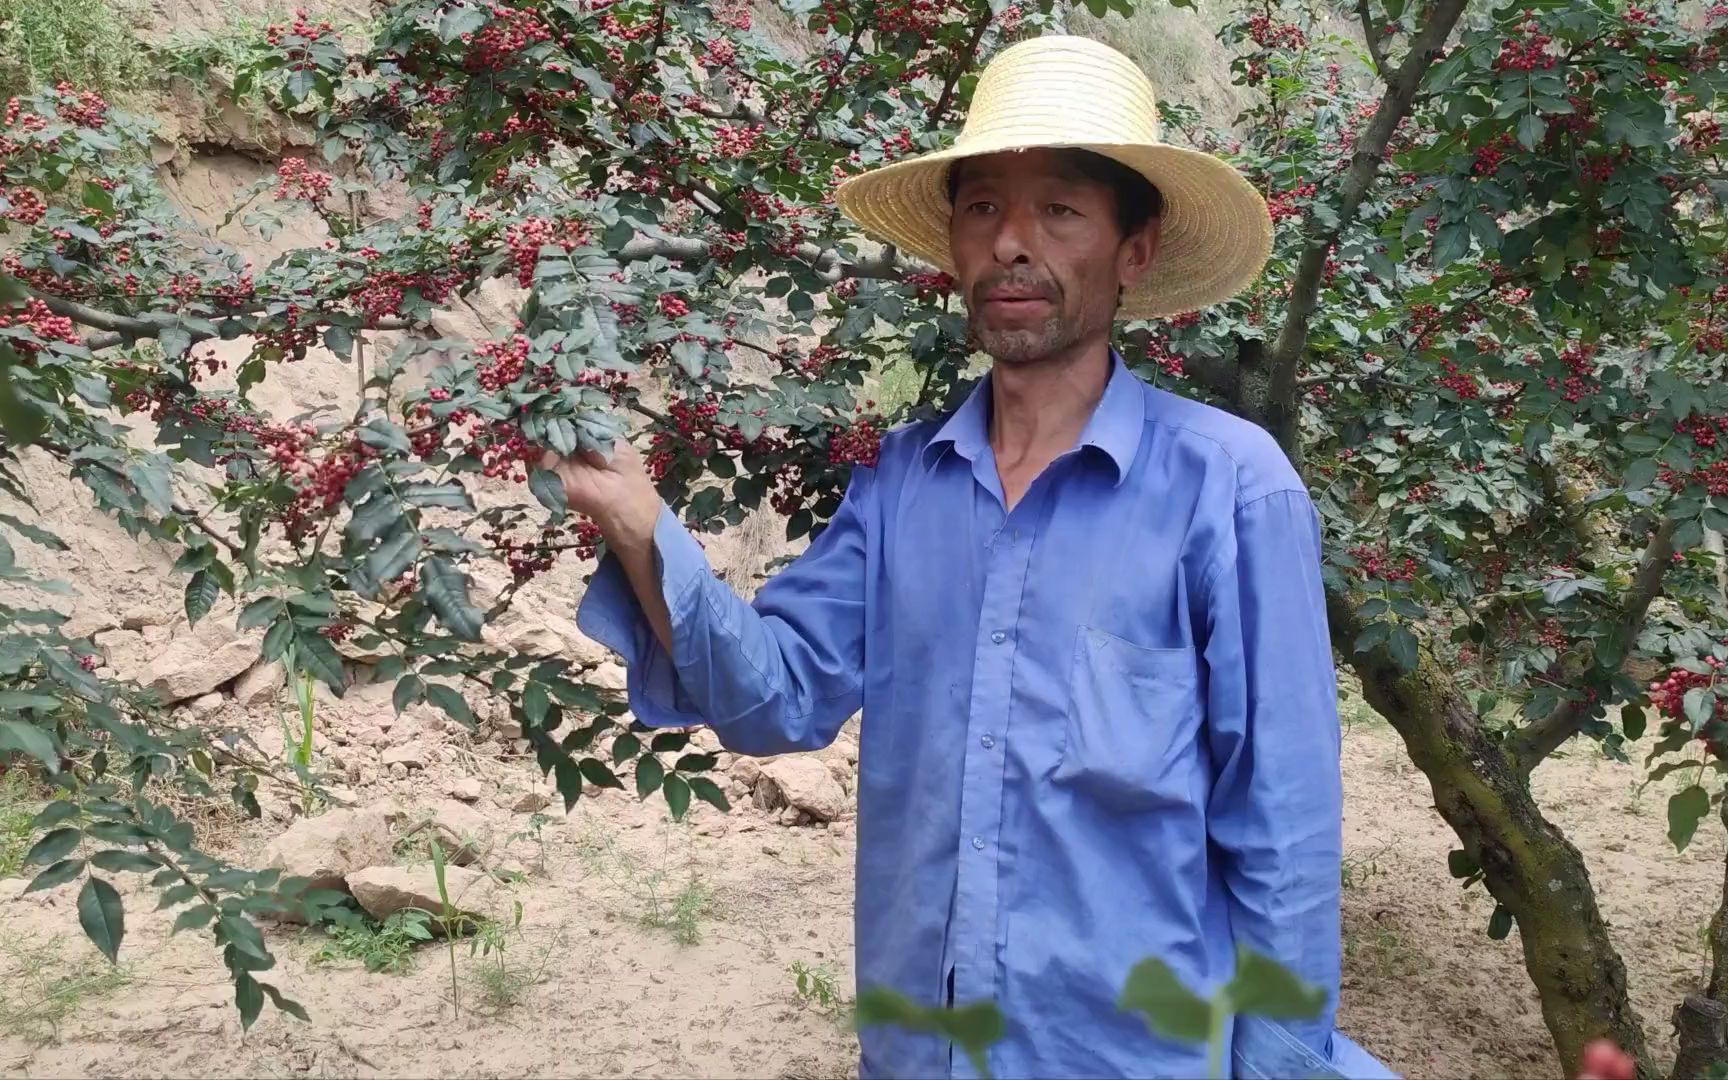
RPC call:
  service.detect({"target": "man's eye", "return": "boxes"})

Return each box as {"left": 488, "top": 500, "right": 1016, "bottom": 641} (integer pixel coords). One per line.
{"left": 966, "top": 200, "right": 996, "bottom": 214}
{"left": 1048, "top": 204, "right": 1077, "bottom": 217}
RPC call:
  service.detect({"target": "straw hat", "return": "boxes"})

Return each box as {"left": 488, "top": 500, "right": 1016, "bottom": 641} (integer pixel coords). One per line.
{"left": 833, "top": 35, "right": 1272, "bottom": 319}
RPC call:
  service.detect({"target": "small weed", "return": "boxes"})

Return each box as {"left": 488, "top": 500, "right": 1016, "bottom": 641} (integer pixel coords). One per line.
{"left": 1340, "top": 842, "right": 1391, "bottom": 890}
{"left": 309, "top": 909, "right": 433, "bottom": 973}
{"left": 573, "top": 819, "right": 719, "bottom": 945}
{"left": 507, "top": 811, "right": 552, "bottom": 876}
{"left": 1344, "top": 925, "right": 1417, "bottom": 981}
{"left": 790, "top": 959, "right": 849, "bottom": 1018}
{"left": 0, "top": 0, "right": 152, "bottom": 101}
{"left": 0, "top": 768, "right": 41, "bottom": 878}
{"left": 0, "top": 933, "right": 131, "bottom": 1044}
{"left": 467, "top": 903, "right": 552, "bottom": 1011}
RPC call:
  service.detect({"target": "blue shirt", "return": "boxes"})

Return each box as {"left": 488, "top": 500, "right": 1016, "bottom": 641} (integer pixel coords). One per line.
{"left": 578, "top": 353, "right": 1362, "bottom": 1079}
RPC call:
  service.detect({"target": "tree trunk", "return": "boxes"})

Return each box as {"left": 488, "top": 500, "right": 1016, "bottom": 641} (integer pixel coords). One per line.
{"left": 1329, "top": 594, "right": 1655, "bottom": 1077}
{"left": 1672, "top": 807, "right": 1728, "bottom": 1079}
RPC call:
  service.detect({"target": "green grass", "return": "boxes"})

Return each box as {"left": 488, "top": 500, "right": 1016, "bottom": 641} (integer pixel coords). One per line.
{"left": 0, "top": 932, "right": 131, "bottom": 1045}
{"left": 572, "top": 819, "right": 720, "bottom": 946}
{"left": 0, "top": 0, "right": 153, "bottom": 101}
{"left": 308, "top": 909, "right": 434, "bottom": 974}
{"left": 0, "top": 769, "right": 40, "bottom": 879}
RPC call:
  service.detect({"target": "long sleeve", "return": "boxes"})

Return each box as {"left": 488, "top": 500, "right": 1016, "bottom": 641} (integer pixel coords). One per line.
{"left": 1201, "top": 487, "right": 1343, "bottom": 1054}
{"left": 574, "top": 465, "right": 872, "bottom": 757}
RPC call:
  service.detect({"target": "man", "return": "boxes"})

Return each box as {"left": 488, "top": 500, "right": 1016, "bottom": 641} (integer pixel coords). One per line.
{"left": 557, "top": 34, "right": 1387, "bottom": 1080}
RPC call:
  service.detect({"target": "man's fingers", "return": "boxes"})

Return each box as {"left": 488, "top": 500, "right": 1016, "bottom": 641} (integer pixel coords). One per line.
{"left": 1577, "top": 1039, "right": 1635, "bottom": 1080}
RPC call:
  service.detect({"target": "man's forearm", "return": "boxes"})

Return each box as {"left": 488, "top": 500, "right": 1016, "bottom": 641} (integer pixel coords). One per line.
{"left": 608, "top": 528, "right": 675, "bottom": 656}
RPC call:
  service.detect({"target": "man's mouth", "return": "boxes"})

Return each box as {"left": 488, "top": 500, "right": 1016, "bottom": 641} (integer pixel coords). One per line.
{"left": 981, "top": 289, "right": 1054, "bottom": 313}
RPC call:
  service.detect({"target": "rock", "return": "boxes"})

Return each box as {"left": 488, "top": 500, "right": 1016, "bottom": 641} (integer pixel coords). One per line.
{"left": 500, "top": 790, "right": 550, "bottom": 814}
{"left": 261, "top": 806, "right": 392, "bottom": 896}
{"left": 409, "top": 799, "right": 496, "bottom": 866}
{"left": 63, "top": 609, "right": 117, "bottom": 640}
{"left": 93, "top": 628, "right": 151, "bottom": 682}
{"left": 690, "top": 728, "right": 723, "bottom": 753}
{"left": 143, "top": 621, "right": 260, "bottom": 706}
{"left": 0, "top": 877, "right": 27, "bottom": 902}
{"left": 345, "top": 865, "right": 504, "bottom": 928}
{"left": 232, "top": 661, "right": 284, "bottom": 707}
{"left": 590, "top": 662, "right": 628, "bottom": 691}
{"left": 756, "top": 757, "right": 847, "bottom": 823}
{"left": 731, "top": 756, "right": 762, "bottom": 788}
{"left": 449, "top": 777, "right": 483, "bottom": 802}
{"left": 824, "top": 759, "right": 851, "bottom": 789}
{"left": 389, "top": 762, "right": 409, "bottom": 780}
{"left": 382, "top": 742, "right": 429, "bottom": 770}
{"left": 186, "top": 692, "right": 226, "bottom": 722}
{"left": 121, "top": 606, "right": 168, "bottom": 631}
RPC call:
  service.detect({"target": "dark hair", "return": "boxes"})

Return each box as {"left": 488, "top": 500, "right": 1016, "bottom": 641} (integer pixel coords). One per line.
{"left": 945, "top": 148, "right": 1165, "bottom": 236}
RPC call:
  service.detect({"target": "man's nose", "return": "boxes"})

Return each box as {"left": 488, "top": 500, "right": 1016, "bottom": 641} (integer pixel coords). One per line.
{"left": 990, "top": 205, "right": 1035, "bottom": 267}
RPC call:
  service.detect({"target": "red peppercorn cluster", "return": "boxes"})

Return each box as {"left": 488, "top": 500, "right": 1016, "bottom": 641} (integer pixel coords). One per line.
{"left": 1492, "top": 17, "right": 1555, "bottom": 72}
{"left": 713, "top": 122, "right": 761, "bottom": 157}
{"left": 1536, "top": 617, "right": 1567, "bottom": 650}
{"left": 827, "top": 415, "right": 881, "bottom": 467}
{"left": 1245, "top": 11, "right": 1307, "bottom": 49}
{"left": 903, "top": 271, "right": 955, "bottom": 300}
{"left": 1683, "top": 111, "right": 1722, "bottom": 153}
{"left": 319, "top": 621, "right": 355, "bottom": 643}
{"left": 78, "top": 653, "right": 99, "bottom": 672}
{"left": 463, "top": 4, "right": 552, "bottom": 71}
{"left": 1145, "top": 335, "right": 1184, "bottom": 379}
{"left": 1348, "top": 544, "right": 1416, "bottom": 581}
{"left": 657, "top": 293, "right": 691, "bottom": 318}
{"left": 1649, "top": 656, "right": 1724, "bottom": 726}
{"left": 474, "top": 334, "right": 531, "bottom": 392}
{"left": 0, "top": 298, "right": 77, "bottom": 359}
{"left": 1266, "top": 182, "right": 1315, "bottom": 222}
{"left": 1472, "top": 132, "right": 1515, "bottom": 176}
{"left": 2, "top": 185, "right": 46, "bottom": 226}
{"left": 501, "top": 216, "right": 590, "bottom": 288}
{"left": 274, "top": 157, "right": 333, "bottom": 204}
{"left": 698, "top": 38, "right": 737, "bottom": 68}
{"left": 797, "top": 344, "right": 841, "bottom": 378}
{"left": 47, "top": 82, "right": 109, "bottom": 128}
{"left": 712, "top": 0, "right": 751, "bottom": 29}
{"left": 1437, "top": 359, "right": 1479, "bottom": 399}
{"left": 265, "top": 8, "right": 334, "bottom": 74}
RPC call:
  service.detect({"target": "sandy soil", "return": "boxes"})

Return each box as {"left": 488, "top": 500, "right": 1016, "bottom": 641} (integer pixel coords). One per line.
{"left": 0, "top": 711, "right": 1719, "bottom": 1080}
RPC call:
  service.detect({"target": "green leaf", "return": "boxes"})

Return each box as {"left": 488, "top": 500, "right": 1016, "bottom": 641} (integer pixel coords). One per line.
{"left": 24, "top": 826, "right": 81, "bottom": 867}
{"left": 853, "top": 988, "right": 1004, "bottom": 1077}
{"left": 688, "top": 776, "right": 730, "bottom": 813}
{"left": 611, "top": 731, "right": 640, "bottom": 764}
{"left": 0, "top": 343, "right": 47, "bottom": 445}
{"left": 1516, "top": 112, "right": 1546, "bottom": 150}
{"left": 522, "top": 681, "right": 550, "bottom": 726}
{"left": 90, "top": 849, "right": 163, "bottom": 873}
{"left": 0, "top": 513, "right": 67, "bottom": 550}
{"left": 184, "top": 569, "right": 220, "bottom": 626}
{"left": 260, "top": 982, "right": 310, "bottom": 1023}
{"left": 554, "top": 756, "right": 582, "bottom": 812}
{"left": 578, "top": 758, "right": 623, "bottom": 789}
{"left": 1670, "top": 785, "right": 1712, "bottom": 852}
{"left": 401, "top": 482, "right": 473, "bottom": 510}
{"left": 0, "top": 690, "right": 63, "bottom": 710}
{"left": 1487, "top": 904, "right": 1514, "bottom": 940}
{"left": 1387, "top": 627, "right": 1419, "bottom": 672}
{"left": 322, "top": 325, "right": 354, "bottom": 359}
{"left": 425, "top": 683, "right": 474, "bottom": 726}
{"left": 293, "top": 632, "right": 345, "bottom": 695}
{"left": 1623, "top": 705, "right": 1647, "bottom": 741}
{"left": 635, "top": 753, "right": 665, "bottom": 798}
{"left": 662, "top": 773, "right": 691, "bottom": 819}
{"left": 234, "top": 972, "right": 264, "bottom": 1030}
{"left": 528, "top": 468, "right": 567, "bottom": 518}
{"left": 172, "top": 904, "right": 217, "bottom": 934}
{"left": 1447, "top": 849, "right": 1479, "bottom": 879}
{"left": 78, "top": 876, "right": 124, "bottom": 962}
{"left": 1623, "top": 457, "right": 1659, "bottom": 491}
{"left": 650, "top": 732, "right": 690, "bottom": 753}
{"left": 0, "top": 719, "right": 60, "bottom": 772}
{"left": 25, "top": 857, "right": 85, "bottom": 893}
{"left": 31, "top": 800, "right": 78, "bottom": 828}
{"left": 126, "top": 461, "right": 174, "bottom": 516}
{"left": 393, "top": 674, "right": 425, "bottom": 715}
{"left": 1223, "top": 947, "right": 1327, "bottom": 1020}
{"left": 1117, "top": 957, "right": 1212, "bottom": 1042}
{"left": 238, "top": 596, "right": 284, "bottom": 630}
{"left": 1685, "top": 687, "right": 1716, "bottom": 728}
{"left": 420, "top": 558, "right": 484, "bottom": 641}
{"left": 368, "top": 521, "right": 423, "bottom": 583}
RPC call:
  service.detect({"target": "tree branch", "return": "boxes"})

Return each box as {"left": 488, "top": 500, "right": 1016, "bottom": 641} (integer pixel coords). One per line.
{"left": 1510, "top": 516, "right": 1680, "bottom": 771}
{"left": 1263, "top": 0, "right": 1468, "bottom": 447}
{"left": 616, "top": 235, "right": 903, "bottom": 281}
{"left": 929, "top": 9, "right": 993, "bottom": 130}
{"left": 1357, "top": 0, "right": 1391, "bottom": 78}
{"left": 39, "top": 289, "right": 412, "bottom": 352}
{"left": 792, "top": 14, "right": 868, "bottom": 148}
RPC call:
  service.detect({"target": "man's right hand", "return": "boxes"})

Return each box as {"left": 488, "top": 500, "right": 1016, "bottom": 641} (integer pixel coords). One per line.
{"left": 540, "top": 439, "right": 661, "bottom": 555}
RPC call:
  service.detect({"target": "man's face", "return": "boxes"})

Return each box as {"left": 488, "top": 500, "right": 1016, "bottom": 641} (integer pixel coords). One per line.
{"left": 947, "top": 148, "right": 1156, "bottom": 365}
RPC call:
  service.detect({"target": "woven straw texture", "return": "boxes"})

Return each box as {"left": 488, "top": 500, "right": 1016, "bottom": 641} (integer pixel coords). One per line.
{"left": 833, "top": 35, "right": 1273, "bottom": 319}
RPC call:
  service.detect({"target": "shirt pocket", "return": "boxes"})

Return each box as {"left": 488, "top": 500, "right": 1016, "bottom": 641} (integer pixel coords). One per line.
{"left": 1052, "top": 625, "right": 1203, "bottom": 812}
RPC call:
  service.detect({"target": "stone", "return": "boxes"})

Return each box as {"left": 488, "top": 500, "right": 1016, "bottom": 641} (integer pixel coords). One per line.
{"left": 500, "top": 790, "right": 550, "bottom": 814}
{"left": 449, "top": 777, "right": 484, "bottom": 802}
{"left": 589, "top": 662, "right": 628, "bottom": 691}
{"left": 345, "top": 865, "right": 504, "bottom": 928}
{"left": 756, "top": 757, "right": 847, "bottom": 823}
{"left": 389, "top": 762, "right": 409, "bottom": 780}
{"left": 381, "top": 742, "right": 429, "bottom": 770}
{"left": 730, "top": 756, "right": 762, "bottom": 788}
{"left": 121, "top": 606, "right": 168, "bottom": 631}
{"left": 92, "top": 629, "right": 151, "bottom": 682}
{"left": 186, "top": 692, "right": 226, "bottom": 722}
{"left": 261, "top": 806, "right": 392, "bottom": 895}
{"left": 142, "top": 621, "right": 260, "bottom": 706}
{"left": 410, "top": 799, "right": 496, "bottom": 866}
{"left": 232, "top": 661, "right": 285, "bottom": 707}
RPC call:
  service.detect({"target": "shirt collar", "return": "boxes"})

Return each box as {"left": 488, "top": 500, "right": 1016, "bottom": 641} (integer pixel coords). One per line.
{"left": 922, "top": 349, "right": 1145, "bottom": 486}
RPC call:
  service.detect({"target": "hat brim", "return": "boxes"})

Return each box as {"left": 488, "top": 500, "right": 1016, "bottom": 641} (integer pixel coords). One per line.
{"left": 834, "top": 140, "right": 1272, "bottom": 320}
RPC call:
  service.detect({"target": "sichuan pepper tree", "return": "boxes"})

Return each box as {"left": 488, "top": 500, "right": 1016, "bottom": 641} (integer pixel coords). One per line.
{"left": 6, "top": 0, "right": 1728, "bottom": 1073}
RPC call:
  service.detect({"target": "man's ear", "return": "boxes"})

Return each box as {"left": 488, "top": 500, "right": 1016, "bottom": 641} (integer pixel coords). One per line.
{"left": 1118, "top": 218, "right": 1160, "bottom": 291}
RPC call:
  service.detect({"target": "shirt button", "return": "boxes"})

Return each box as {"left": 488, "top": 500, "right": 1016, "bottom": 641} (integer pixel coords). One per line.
{"left": 971, "top": 836, "right": 985, "bottom": 850}
{"left": 990, "top": 630, "right": 1006, "bottom": 644}
{"left": 980, "top": 734, "right": 995, "bottom": 749}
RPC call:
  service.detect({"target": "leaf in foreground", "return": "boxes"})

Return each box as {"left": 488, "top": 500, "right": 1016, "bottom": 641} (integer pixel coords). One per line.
{"left": 854, "top": 987, "right": 1003, "bottom": 1077}
{"left": 78, "top": 875, "right": 125, "bottom": 962}
{"left": 1118, "top": 956, "right": 1212, "bottom": 1043}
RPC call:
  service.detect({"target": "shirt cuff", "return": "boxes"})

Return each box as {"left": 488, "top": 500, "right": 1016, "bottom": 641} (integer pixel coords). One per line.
{"left": 573, "top": 504, "right": 711, "bottom": 729}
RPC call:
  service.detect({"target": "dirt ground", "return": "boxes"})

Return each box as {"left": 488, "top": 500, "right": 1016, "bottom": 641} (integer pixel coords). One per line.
{"left": 0, "top": 708, "right": 1719, "bottom": 1080}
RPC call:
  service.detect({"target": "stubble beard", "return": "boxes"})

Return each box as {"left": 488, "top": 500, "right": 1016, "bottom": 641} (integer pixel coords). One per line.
{"left": 970, "top": 312, "right": 1078, "bottom": 365}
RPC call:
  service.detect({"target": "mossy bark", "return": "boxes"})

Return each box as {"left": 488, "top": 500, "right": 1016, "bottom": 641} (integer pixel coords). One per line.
{"left": 1328, "top": 593, "right": 1653, "bottom": 1077}
{"left": 1672, "top": 807, "right": 1728, "bottom": 1079}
